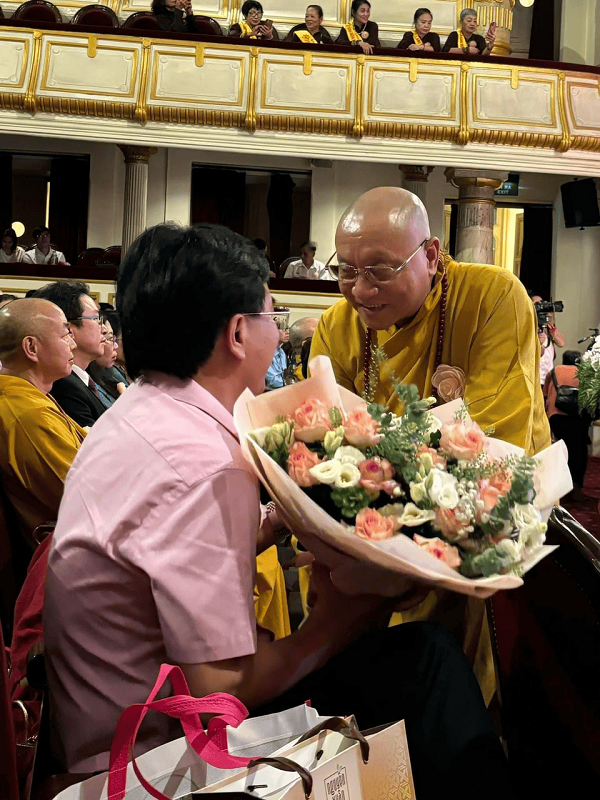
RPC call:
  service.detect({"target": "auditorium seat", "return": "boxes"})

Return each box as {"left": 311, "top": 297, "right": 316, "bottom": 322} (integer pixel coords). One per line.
{"left": 488, "top": 505, "right": 600, "bottom": 798}
{"left": 11, "top": 0, "right": 61, "bottom": 23}
{"left": 76, "top": 247, "right": 104, "bottom": 268}
{"left": 97, "top": 245, "right": 121, "bottom": 266}
{"left": 195, "top": 15, "right": 222, "bottom": 35}
{"left": 71, "top": 4, "right": 118, "bottom": 28}
{"left": 121, "top": 11, "right": 160, "bottom": 30}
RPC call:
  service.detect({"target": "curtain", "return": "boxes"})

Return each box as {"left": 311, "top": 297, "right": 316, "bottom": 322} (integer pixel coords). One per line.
{"left": 519, "top": 205, "right": 553, "bottom": 299}
{"left": 529, "top": 0, "right": 555, "bottom": 61}
{"left": 0, "top": 152, "right": 12, "bottom": 232}
{"left": 190, "top": 167, "right": 246, "bottom": 233}
{"left": 267, "top": 173, "right": 295, "bottom": 270}
{"left": 48, "top": 156, "right": 90, "bottom": 264}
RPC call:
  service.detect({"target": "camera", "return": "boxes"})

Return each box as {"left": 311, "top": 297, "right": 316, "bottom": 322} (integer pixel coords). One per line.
{"left": 534, "top": 300, "right": 563, "bottom": 332}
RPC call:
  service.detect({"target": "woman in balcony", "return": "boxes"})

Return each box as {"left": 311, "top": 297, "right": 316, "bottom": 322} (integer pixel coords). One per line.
{"left": 335, "top": 0, "right": 380, "bottom": 55}
{"left": 1, "top": 228, "right": 26, "bottom": 263}
{"left": 229, "top": 0, "right": 279, "bottom": 40}
{"left": 151, "top": 0, "right": 199, "bottom": 33}
{"left": 285, "top": 5, "right": 332, "bottom": 44}
{"left": 443, "top": 7, "right": 495, "bottom": 55}
{"left": 396, "top": 8, "right": 440, "bottom": 52}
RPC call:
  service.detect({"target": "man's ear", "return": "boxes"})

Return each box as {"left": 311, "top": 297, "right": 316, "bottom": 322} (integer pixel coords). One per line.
{"left": 21, "top": 335, "right": 39, "bottom": 363}
{"left": 424, "top": 238, "right": 440, "bottom": 276}
{"left": 222, "top": 314, "right": 247, "bottom": 363}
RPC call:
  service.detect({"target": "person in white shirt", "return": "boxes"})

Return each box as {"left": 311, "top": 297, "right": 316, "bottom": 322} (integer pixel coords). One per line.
{"left": 284, "top": 241, "right": 332, "bottom": 280}
{"left": 23, "top": 226, "right": 69, "bottom": 266}
{"left": 1, "top": 228, "right": 26, "bottom": 263}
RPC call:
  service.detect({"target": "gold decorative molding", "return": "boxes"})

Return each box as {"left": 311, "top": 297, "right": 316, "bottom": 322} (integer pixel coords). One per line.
{"left": 24, "top": 30, "right": 42, "bottom": 114}
{"left": 458, "top": 62, "right": 470, "bottom": 145}
{"left": 134, "top": 37, "right": 151, "bottom": 124}
{"left": 87, "top": 35, "right": 97, "bottom": 58}
{"left": 557, "top": 71, "right": 572, "bottom": 153}
{"left": 398, "top": 165, "right": 435, "bottom": 182}
{"left": 118, "top": 144, "right": 158, "bottom": 163}
{"left": 245, "top": 46, "right": 258, "bottom": 132}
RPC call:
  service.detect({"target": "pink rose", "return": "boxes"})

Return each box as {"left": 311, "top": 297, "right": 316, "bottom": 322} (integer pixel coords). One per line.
{"left": 358, "top": 457, "right": 395, "bottom": 492}
{"left": 416, "top": 444, "right": 447, "bottom": 470}
{"left": 289, "top": 399, "right": 333, "bottom": 443}
{"left": 488, "top": 471, "right": 512, "bottom": 495}
{"left": 344, "top": 406, "right": 382, "bottom": 448}
{"left": 287, "top": 441, "right": 324, "bottom": 487}
{"left": 433, "top": 507, "right": 470, "bottom": 542}
{"left": 439, "top": 420, "right": 486, "bottom": 461}
{"left": 413, "top": 534, "right": 462, "bottom": 570}
{"left": 354, "top": 507, "right": 395, "bottom": 541}
{"left": 431, "top": 364, "right": 466, "bottom": 402}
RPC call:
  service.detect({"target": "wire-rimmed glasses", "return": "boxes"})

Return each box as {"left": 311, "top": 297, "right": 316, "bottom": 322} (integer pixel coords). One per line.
{"left": 325, "top": 239, "right": 428, "bottom": 284}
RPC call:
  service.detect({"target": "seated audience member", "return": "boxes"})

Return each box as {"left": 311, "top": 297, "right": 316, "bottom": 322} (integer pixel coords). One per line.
{"left": 44, "top": 223, "right": 512, "bottom": 800}
{"left": 336, "top": 0, "right": 379, "bottom": 55}
{"left": 265, "top": 306, "right": 290, "bottom": 390}
{"left": 33, "top": 280, "right": 107, "bottom": 427}
{"left": 86, "top": 319, "right": 120, "bottom": 409}
{"left": 544, "top": 350, "right": 589, "bottom": 501}
{"left": 0, "top": 294, "right": 19, "bottom": 309}
{"left": 1, "top": 228, "right": 26, "bottom": 263}
{"left": 23, "top": 227, "right": 70, "bottom": 266}
{"left": 229, "top": 1, "right": 279, "bottom": 40}
{"left": 152, "top": 0, "right": 199, "bottom": 33}
{"left": 443, "top": 8, "right": 495, "bottom": 55}
{"left": 98, "top": 305, "right": 131, "bottom": 394}
{"left": 284, "top": 241, "right": 329, "bottom": 279}
{"left": 285, "top": 5, "right": 332, "bottom": 44}
{"left": 0, "top": 298, "right": 84, "bottom": 550}
{"left": 288, "top": 316, "right": 318, "bottom": 380}
{"left": 253, "top": 237, "right": 276, "bottom": 279}
{"left": 397, "top": 7, "right": 440, "bottom": 52}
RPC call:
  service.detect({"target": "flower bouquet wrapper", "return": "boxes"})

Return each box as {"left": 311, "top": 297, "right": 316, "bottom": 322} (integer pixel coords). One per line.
{"left": 234, "top": 357, "right": 570, "bottom": 599}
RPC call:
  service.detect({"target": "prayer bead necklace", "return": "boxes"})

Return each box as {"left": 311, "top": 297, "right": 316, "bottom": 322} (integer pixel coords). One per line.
{"left": 362, "top": 266, "right": 448, "bottom": 401}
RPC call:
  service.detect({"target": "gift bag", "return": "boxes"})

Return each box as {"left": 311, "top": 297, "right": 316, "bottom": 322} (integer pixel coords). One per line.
{"left": 192, "top": 717, "right": 416, "bottom": 800}
{"left": 54, "top": 664, "right": 330, "bottom": 800}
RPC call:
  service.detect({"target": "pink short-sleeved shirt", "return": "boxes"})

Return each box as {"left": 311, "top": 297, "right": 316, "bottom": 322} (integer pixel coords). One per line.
{"left": 44, "top": 373, "right": 259, "bottom": 773}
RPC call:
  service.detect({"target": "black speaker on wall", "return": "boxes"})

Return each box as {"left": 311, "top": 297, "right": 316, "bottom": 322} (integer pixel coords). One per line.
{"left": 560, "top": 178, "right": 600, "bottom": 229}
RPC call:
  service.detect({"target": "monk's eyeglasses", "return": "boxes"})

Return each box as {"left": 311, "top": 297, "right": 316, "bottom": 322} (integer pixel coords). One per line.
{"left": 326, "top": 239, "right": 428, "bottom": 284}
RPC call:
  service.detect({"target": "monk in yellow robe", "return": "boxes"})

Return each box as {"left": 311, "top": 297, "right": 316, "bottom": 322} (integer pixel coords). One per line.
{"left": 310, "top": 187, "right": 551, "bottom": 703}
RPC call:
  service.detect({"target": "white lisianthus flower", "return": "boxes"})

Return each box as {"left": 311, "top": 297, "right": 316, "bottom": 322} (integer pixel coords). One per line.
{"left": 425, "top": 469, "right": 459, "bottom": 509}
{"left": 379, "top": 502, "right": 405, "bottom": 517}
{"left": 333, "top": 446, "right": 365, "bottom": 466}
{"left": 333, "top": 463, "right": 361, "bottom": 489}
{"left": 518, "top": 524, "right": 547, "bottom": 556}
{"left": 410, "top": 482, "right": 427, "bottom": 503}
{"left": 323, "top": 426, "right": 344, "bottom": 453}
{"left": 309, "top": 460, "right": 342, "bottom": 485}
{"left": 511, "top": 503, "right": 543, "bottom": 530}
{"left": 495, "top": 538, "right": 522, "bottom": 563}
{"left": 417, "top": 451, "right": 434, "bottom": 476}
{"left": 249, "top": 427, "right": 271, "bottom": 447}
{"left": 398, "top": 503, "right": 436, "bottom": 527}
{"left": 425, "top": 413, "right": 443, "bottom": 437}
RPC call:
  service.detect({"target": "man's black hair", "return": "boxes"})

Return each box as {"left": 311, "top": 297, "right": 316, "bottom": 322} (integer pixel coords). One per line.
{"left": 116, "top": 223, "right": 269, "bottom": 380}
{"left": 32, "top": 226, "right": 50, "bottom": 239}
{"left": 562, "top": 350, "right": 582, "bottom": 366}
{"left": 32, "top": 279, "right": 90, "bottom": 324}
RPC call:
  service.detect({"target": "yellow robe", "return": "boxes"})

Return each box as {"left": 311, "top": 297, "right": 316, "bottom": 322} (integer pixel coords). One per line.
{"left": 0, "top": 376, "right": 86, "bottom": 548}
{"left": 310, "top": 259, "right": 551, "bottom": 702}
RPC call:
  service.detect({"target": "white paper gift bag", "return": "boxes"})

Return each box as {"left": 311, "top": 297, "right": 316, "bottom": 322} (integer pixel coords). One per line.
{"left": 193, "top": 718, "right": 415, "bottom": 800}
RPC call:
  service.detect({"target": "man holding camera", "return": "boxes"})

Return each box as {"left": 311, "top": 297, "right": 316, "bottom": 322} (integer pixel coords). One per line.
{"left": 532, "top": 295, "right": 566, "bottom": 388}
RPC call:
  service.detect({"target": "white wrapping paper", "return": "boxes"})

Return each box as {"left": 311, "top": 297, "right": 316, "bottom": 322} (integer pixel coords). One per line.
{"left": 234, "top": 357, "right": 571, "bottom": 599}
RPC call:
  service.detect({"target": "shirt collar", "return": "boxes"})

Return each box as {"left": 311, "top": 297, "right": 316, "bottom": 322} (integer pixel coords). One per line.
{"left": 142, "top": 371, "right": 239, "bottom": 440}
{"left": 71, "top": 364, "right": 90, "bottom": 386}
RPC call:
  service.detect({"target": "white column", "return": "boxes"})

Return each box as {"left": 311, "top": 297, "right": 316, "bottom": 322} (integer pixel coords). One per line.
{"left": 445, "top": 169, "right": 506, "bottom": 264}
{"left": 398, "top": 165, "right": 434, "bottom": 205}
{"left": 118, "top": 145, "right": 157, "bottom": 255}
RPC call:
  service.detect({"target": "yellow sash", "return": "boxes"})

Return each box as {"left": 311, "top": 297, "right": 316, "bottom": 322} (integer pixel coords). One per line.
{"left": 239, "top": 20, "right": 257, "bottom": 39}
{"left": 294, "top": 29, "right": 317, "bottom": 44}
{"left": 457, "top": 30, "right": 467, "bottom": 49}
{"left": 412, "top": 30, "right": 423, "bottom": 45}
{"left": 343, "top": 21, "right": 362, "bottom": 42}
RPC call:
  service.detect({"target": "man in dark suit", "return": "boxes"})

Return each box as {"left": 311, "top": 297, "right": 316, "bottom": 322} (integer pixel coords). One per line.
{"left": 33, "top": 280, "right": 106, "bottom": 427}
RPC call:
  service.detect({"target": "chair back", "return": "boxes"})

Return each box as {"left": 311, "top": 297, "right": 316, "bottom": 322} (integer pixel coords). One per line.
{"left": 76, "top": 247, "right": 104, "bottom": 268}
{"left": 12, "top": 0, "right": 61, "bottom": 23}
{"left": 71, "top": 4, "right": 118, "bottom": 27}
{"left": 121, "top": 11, "right": 160, "bottom": 29}
{"left": 488, "top": 505, "right": 600, "bottom": 798}
{"left": 1, "top": 626, "right": 20, "bottom": 800}
{"left": 195, "top": 14, "right": 222, "bottom": 34}
{"left": 97, "top": 245, "right": 122, "bottom": 267}
{"left": 278, "top": 256, "right": 300, "bottom": 278}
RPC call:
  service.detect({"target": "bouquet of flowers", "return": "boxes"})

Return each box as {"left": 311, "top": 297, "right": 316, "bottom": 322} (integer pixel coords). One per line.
{"left": 577, "top": 335, "right": 600, "bottom": 417}
{"left": 234, "top": 357, "right": 571, "bottom": 598}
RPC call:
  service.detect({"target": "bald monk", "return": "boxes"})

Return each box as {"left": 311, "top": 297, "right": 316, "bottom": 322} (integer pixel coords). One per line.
{"left": 311, "top": 187, "right": 551, "bottom": 702}
{"left": 0, "top": 298, "right": 86, "bottom": 549}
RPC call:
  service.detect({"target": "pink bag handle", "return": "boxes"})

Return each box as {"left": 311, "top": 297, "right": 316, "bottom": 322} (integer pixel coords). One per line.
{"left": 108, "top": 664, "right": 253, "bottom": 800}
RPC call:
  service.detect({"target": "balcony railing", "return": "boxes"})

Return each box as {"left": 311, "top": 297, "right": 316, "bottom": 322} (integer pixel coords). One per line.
{"left": 1, "top": 20, "right": 599, "bottom": 153}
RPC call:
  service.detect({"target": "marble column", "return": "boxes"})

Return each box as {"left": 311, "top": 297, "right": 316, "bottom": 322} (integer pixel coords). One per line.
{"left": 118, "top": 145, "right": 158, "bottom": 256}
{"left": 398, "top": 165, "right": 434, "bottom": 204}
{"left": 445, "top": 168, "right": 506, "bottom": 264}
{"left": 473, "top": 0, "right": 515, "bottom": 57}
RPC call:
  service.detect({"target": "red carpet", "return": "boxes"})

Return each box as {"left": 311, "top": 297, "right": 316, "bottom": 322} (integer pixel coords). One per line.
{"left": 560, "top": 455, "right": 600, "bottom": 542}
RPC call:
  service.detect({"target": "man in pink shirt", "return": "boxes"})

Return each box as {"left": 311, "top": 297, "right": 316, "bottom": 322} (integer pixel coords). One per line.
{"left": 44, "top": 223, "right": 512, "bottom": 799}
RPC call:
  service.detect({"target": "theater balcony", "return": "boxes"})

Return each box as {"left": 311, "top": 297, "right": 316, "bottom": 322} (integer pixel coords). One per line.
{"left": 0, "top": 0, "right": 599, "bottom": 176}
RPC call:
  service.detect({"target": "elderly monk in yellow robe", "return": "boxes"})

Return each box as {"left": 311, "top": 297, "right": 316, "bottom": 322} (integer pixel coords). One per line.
{"left": 310, "top": 187, "right": 551, "bottom": 703}
{"left": 0, "top": 298, "right": 86, "bottom": 551}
